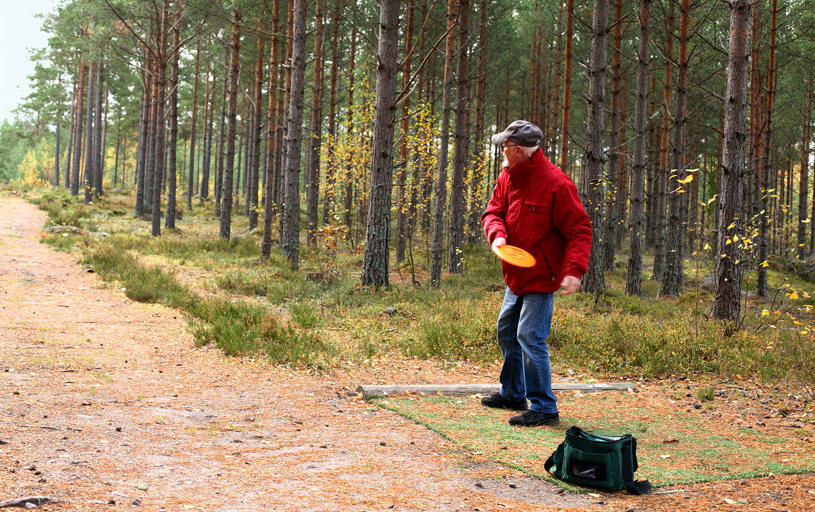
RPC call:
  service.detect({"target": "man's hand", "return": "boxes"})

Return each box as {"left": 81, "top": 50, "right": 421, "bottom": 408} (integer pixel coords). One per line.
{"left": 491, "top": 237, "right": 506, "bottom": 251}
{"left": 560, "top": 275, "right": 580, "bottom": 295}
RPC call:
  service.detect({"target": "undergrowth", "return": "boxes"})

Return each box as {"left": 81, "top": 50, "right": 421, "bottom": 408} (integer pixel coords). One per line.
{"left": 26, "top": 189, "right": 815, "bottom": 385}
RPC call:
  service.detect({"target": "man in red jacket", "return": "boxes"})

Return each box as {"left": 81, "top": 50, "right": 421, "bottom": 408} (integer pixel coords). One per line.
{"left": 481, "top": 120, "right": 592, "bottom": 427}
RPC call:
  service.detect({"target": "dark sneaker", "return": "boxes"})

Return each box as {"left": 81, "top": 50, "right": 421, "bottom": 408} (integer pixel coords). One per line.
{"left": 480, "top": 392, "right": 528, "bottom": 411}
{"left": 508, "top": 410, "right": 560, "bottom": 427}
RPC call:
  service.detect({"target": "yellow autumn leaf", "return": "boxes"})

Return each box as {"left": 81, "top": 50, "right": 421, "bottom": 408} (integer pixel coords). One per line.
{"left": 761, "top": 260, "right": 770, "bottom": 267}
{"left": 678, "top": 175, "right": 694, "bottom": 184}
{"left": 727, "top": 222, "right": 736, "bottom": 230}
{"left": 790, "top": 291, "right": 800, "bottom": 300}
{"left": 761, "top": 309, "right": 770, "bottom": 316}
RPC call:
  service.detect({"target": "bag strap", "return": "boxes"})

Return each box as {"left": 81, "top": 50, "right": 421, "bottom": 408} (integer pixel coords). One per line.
{"left": 544, "top": 441, "right": 563, "bottom": 474}
{"left": 622, "top": 438, "right": 652, "bottom": 495}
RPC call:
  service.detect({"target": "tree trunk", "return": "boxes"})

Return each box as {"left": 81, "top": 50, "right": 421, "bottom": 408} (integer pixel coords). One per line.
{"left": 467, "top": 0, "right": 489, "bottom": 245}
{"left": 361, "top": 0, "right": 400, "bottom": 287}
{"left": 580, "top": 0, "right": 609, "bottom": 295}
{"left": 395, "top": 0, "right": 414, "bottom": 262}
{"left": 661, "top": 0, "right": 690, "bottom": 296}
{"left": 430, "top": 0, "right": 457, "bottom": 288}
{"left": 200, "top": 68, "right": 213, "bottom": 204}
{"left": 151, "top": 1, "right": 169, "bottom": 237}
{"left": 71, "top": 64, "right": 86, "bottom": 197}
{"left": 279, "top": 0, "right": 307, "bottom": 267}
{"left": 342, "top": 27, "right": 358, "bottom": 233}
{"left": 711, "top": 0, "right": 750, "bottom": 323}
{"left": 626, "top": 0, "right": 652, "bottom": 296}
{"left": 219, "top": 11, "right": 242, "bottom": 240}
{"left": 757, "top": 0, "right": 777, "bottom": 297}
{"left": 306, "top": 0, "right": 324, "bottom": 245}
{"left": 187, "top": 42, "right": 200, "bottom": 212}
{"left": 559, "top": 0, "right": 575, "bottom": 175}
{"left": 166, "top": 16, "right": 180, "bottom": 230}
{"left": 249, "top": 30, "right": 265, "bottom": 232}
{"left": 448, "top": 0, "right": 469, "bottom": 274}
{"left": 93, "top": 62, "right": 105, "bottom": 198}
{"left": 322, "top": 0, "right": 342, "bottom": 226}
{"left": 603, "top": 0, "right": 624, "bottom": 271}
{"left": 262, "top": 0, "right": 282, "bottom": 259}
{"left": 653, "top": 0, "right": 675, "bottom": 281}
{"left": 215, "top": 44, "right": 229, "bottom": 218}
{"left": 83, "top": 60, "right": 96, "bottom": 205}
{"left": 801, "top": 76, "right": 812, "bottom": 257}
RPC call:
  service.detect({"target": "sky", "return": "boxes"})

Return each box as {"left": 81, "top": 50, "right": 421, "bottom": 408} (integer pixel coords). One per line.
{"left": 1, "top": 1, "right": 61, "bottom": 124}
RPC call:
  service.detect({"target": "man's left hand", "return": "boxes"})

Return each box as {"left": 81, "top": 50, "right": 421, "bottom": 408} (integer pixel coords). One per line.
{"left": 560, "top": 275, "right": 580, "bottom": 295}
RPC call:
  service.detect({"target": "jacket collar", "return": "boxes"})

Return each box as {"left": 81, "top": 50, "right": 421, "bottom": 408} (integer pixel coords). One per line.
{"left": 505, "top": 147, "right": 544, "bottom": 179}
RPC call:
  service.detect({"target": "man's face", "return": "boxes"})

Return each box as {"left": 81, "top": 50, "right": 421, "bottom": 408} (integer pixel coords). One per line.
{"left": 500, "top": 141, "right": 524, "bottom": 168}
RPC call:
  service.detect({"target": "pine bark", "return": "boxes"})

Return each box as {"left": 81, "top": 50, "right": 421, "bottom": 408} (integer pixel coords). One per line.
{"left": 361, "top": 0, "right": 401, "bottom": 287}
{"left": 219, "top": 11, "right": 242, "bottom": 240}
{"left": 467, "top": 0, "right": 489, "bottom": 244}
{"left": 801, "top": 77, "right": 812, "bottom": 257}
{"left": 757, "top": 0, "right": 778, "bottom": 297}
{"left": 661, "top": 0, "right": 690, "bottom": 296}
{"left": 653, "top": 0, "right": 675, "bottom": 281}
{"left": 430, "top": 0, "right": 457, "bottom": 288}
{"left": 262, "top": 0, "right": 282, "bottom": 259}
{"left": 280, "top": 0, "right": 307, "bottom": 268}
{"left": 395, "top": 0, "right": 415, "bottom": 262}
{"left": 187, "top": 42, "right": 200, "bottom": 211}
{"left": 150, "top": 1, "right": 169, "bottom": 237}
{"left": 559, "top": 0, "right": 575, "bottom": 175}
{"left": 249, "top": 30, "right": 265, "bottom": 232}
{"left": 603, "top": 0, "right": 624, "bottom": 271}
{"left": 626, "top": 0, "right": 652, "bottom": 296}
{"left": 306, "top": 0, "right": 324, "bottom": 245}
{"left": 448, "top": 0, "right": 469, "bottom": 274}
{"left": 580, "top": 0, "right": 609, "bottom": 295}
{"left": 166, "top": 16, "right": 180, "bottom": 230}
{"left": 712, "top": 0, "right": 750, "bottom": 323}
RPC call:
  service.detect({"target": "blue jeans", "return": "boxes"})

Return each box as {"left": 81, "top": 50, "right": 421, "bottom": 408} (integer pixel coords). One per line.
{"left": 496, "top": 287, "right": 557, "bottom": 413}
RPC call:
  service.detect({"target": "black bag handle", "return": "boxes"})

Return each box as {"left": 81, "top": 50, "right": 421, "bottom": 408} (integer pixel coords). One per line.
{"left": 622, "top": 439, "right": 652, "bottom": 495}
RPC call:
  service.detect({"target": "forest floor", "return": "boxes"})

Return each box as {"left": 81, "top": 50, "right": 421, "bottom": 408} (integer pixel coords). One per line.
{"left": 1, "top": 192, "right": 814, "bottom": 512}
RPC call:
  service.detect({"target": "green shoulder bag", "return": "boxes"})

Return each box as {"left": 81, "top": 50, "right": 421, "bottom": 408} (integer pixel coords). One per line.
{"left": 544, "top": 426, "right": 651, "bottom": 494}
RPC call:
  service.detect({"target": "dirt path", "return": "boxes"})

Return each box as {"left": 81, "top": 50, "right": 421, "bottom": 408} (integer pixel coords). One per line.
{"left": 0, "top": 195, "right": 601, "bottom": 511}
{"left": 2, "top": 194, "right": 814, "bottom": 512}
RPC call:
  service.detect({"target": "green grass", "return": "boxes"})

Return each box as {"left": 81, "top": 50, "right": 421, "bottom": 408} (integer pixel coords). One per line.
{"left": 373, "top": 393, "right": 815, "bottom": 489}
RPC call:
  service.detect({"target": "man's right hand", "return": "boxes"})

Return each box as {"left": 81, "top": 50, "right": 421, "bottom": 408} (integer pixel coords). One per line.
{"left": 491, "top": 237, "right": 506, "bottom": 251}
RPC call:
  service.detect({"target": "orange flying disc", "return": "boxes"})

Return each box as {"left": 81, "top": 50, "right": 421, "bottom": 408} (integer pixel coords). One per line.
{"left": 492, "top": 244, "right": 536, "bottom": 268}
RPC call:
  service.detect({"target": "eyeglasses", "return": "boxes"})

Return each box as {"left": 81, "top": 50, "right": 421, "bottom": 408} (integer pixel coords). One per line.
{"left": 500, "top": 144, "right": 519, "bottom": 151}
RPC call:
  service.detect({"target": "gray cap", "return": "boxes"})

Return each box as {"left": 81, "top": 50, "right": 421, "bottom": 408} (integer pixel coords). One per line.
{"left": 490, "top": 120, "right": 543, "bottom": 147}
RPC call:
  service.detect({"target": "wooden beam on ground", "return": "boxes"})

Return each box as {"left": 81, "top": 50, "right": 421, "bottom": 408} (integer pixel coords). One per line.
{"left": 357, "top": 382, "right": 636, "bottom": 399}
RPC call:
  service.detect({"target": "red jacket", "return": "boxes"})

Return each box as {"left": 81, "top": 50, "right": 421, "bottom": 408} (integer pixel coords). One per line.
{"left": 482, "top": 149, "right": 592, "bottom": 295}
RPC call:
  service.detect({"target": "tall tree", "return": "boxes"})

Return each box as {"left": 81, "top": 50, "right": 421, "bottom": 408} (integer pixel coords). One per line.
{"left": 150, "top": 0, "right": 169, "bottom": 237}
{"left": 165, "top": 11, "right": 181, "bottom": 230}
{"left": 581, "top": 0, "right": 610, "bottom": 295}
{"left": 361, "top": 0, "right": 401, "bottom": 287}
{"left": 712, "top": 0, "right": 750, "bottom": 323}
{"left": 661, "top": 0, "right": 691, "bottom": 296}
{"left": 219, "top": 10, "right": 242, "bottom": 240}
{"left": 626, "top": 0, "right": 653, "bottom": 296}
{"left": 560, "top": 0, "right": 575, "bottom": 175}
{"left": 280, "top": 0, "right": 308, "bottom": 267}
{"left": 448, "top": 0, "right": 469, "bottom": 274}
{"left": 430, "top": 0, "right": 457, "bottom": 288}
{"left": 262, "top": 0, "right": 282, "bottom": 259}
{"left": 187, "top": 42, "right": 201, "bottom": 212}
{"left": 800, "top": 75, "right": 812, "bottom": 258}
{"left": 757, "top": 0, "right": 778, "bottom": 297}
{"left": 603, "top": 0, "right": 625, "bottom": 271}
{"left": 83, "top": 59, "right": 96, "bottom": 205}
{"left": 306, "top": 0, "right": 324, "bottom": 245}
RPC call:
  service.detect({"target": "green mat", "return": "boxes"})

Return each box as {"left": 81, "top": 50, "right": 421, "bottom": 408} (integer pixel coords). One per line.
{"left": 372, "top": 390, "right": 815, "bottom": 488}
